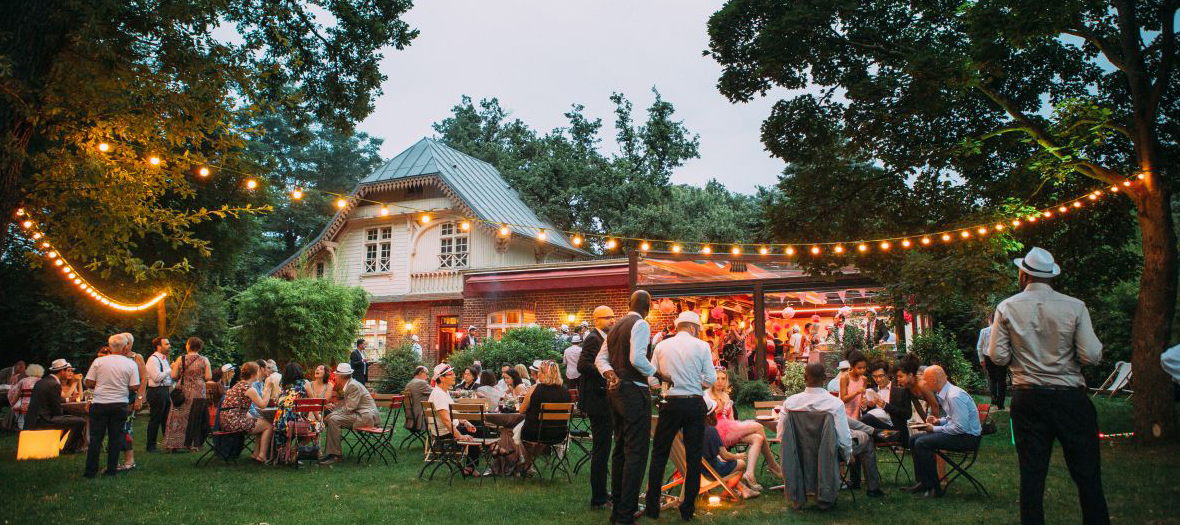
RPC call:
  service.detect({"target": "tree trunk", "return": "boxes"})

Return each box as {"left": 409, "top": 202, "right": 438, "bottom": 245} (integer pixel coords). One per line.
{"left": 1129, "top": 181, "right": 1178, "bottom": 445}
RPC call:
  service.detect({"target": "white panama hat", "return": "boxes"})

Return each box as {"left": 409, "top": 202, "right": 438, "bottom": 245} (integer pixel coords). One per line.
{"left": 674, "top": 311, "right": 703, "bottom": 328}
{"left": 1014, "top": 246, "right": 1061, "bottom": 278}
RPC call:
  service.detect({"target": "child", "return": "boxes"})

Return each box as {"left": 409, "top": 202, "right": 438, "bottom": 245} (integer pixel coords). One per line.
{"left": 703, "top": 398, "right": 761, "bottom": 499}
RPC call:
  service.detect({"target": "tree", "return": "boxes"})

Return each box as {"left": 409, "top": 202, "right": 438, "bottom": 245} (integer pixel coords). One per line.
{"left": 0, "top": 0, "right": 417, "bottom": 282}
{"left": 236, "top": 277, "right": 369, "bottom": 365}
{"left": 707, "top": 0, "right": 1178, "bottom": 443}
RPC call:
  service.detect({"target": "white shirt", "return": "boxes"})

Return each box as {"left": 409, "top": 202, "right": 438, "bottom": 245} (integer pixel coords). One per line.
{"left": 427, "top": 386, "right": 454, "bottom": 435}
{"left": 412, "top": 343, "right": 423, "bottom": 357}
{"left": 781, "top": 387, "right": 852, "bottom": 458}
{"left": 789, "top": 332, "right": 803, "bottom": 354}
{"left": 1162, "top": 343, "right": 1180, "bottom": 384}
{"left": 975, "top": 326, "right": 991, "bottom": 364}
{"left": 650, "top": 332, "right": 717, "bottom": 396}
{"left": 563, "top": 344, "right": 582, "bottom": 380}
{"left": 989, "top": 282, "right": 1102, "bottom": 387}
{"left": 147, "top": 352, "right": 172, "bottom": 387}
{"left": 86, "top": 354, "right": 140, "bottom": 404}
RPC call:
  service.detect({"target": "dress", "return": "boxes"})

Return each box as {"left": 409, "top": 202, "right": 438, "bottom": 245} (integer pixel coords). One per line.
{"left": 844, "top": 374, "right": 865, "bottom": 418}
{"left": 713, "top": 399, "right": 742, "bottom": 447}
{"left": 219, "top": 381, "right": 256, "bottom": 433}
{"left": 273, "top": 382, "right": 309, "bottom": 464}
{"left": 163, "top": 354, "right": 208, "bottom": 449}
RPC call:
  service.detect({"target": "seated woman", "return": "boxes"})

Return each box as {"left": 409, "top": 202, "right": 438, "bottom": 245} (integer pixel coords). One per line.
{"left": 60, "top": 368, "right": 83, "bottom": 402}
{"left": 705, "top": 368, "right": 784, "bottom": 487}
{"left": 839, "top": 351, "right": 869, "bottom": 419}
{"left": 513, "top": 364, "right": 532, "bottom": 389}
{"left": 518, "top": 361, "right": 571, "bottom": 444}
{"left": 704, "top": 399, "right": 760, "bottom": 499}
{"left": 273, "top": 363, "right": 310, "bottom": 465}
{"left": 206, "top": 368, "right": 226, "bottom": 408}
{"left": 890, "top": 354, "right": 941, "bottom": 445}
{"left": 219, "top": 362, "right": 274, "bottom": 463}
{"left": 474, "top": 370, "right": 502, "bottom": 406}
{"left": 456, "top": 367, "right": 479, "bottom": 391}
{"left": 8, "top": 364, "right": 43, "bottom": 429}
{"left": 502, "top": 367, "right": 527, "bottom": 399}
{"left": 307, "top": 364, "right": 334, "bottom": 402}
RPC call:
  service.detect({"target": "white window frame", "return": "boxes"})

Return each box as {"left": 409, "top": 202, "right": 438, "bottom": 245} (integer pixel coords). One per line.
{"left": 438, "top": 221, "right": 469, "bottom": 269}
{"left": 487, "top": 309, "right": 535, "bottom": 340}
{"left": 364, "top": 226, "right": 392, "bottom": 273}
{"left": 361, "top": 319, "right": 388, "bottom": 359}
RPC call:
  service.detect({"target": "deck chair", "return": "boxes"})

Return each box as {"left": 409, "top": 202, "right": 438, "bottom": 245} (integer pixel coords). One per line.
{"left": 451, "top": 402, "right": 499, "bottom": 481}
{"left": 521, "top": 402, "right": 574, "bottom": 482}
{"left": 936, "top": 403, "right": 990, "bottom": 497}
{"left": 653, "top": 431, "right": 744, "bottom": 510}
{"left": 418, "top": 402, "right": 464, "bottom": 483}
{"left": 1091, "top": 361, "right": 1133, "bottom": 398}
{"left": 354, "top": 394, "right": 402, "bottom": 465}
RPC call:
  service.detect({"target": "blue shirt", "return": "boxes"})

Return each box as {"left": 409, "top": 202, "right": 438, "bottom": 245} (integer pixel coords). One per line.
{"left": 933, "top": 382, "right": 981, "bottom": 436}
{"left": 248, "top": 381, "right": 264, "bottom": 418}
{"left": 594, "top": 312, "right": 656, "bottom": 388}
{"left": 650, "top": 331, "right": 716, "bottom": 396}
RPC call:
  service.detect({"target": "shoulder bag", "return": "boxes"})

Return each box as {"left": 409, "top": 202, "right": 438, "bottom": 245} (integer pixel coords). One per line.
{"left": 170, "top": 356, "right": 188, "bottom": 407}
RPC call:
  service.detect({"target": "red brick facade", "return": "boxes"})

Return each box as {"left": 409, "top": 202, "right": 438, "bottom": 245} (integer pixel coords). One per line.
{"left": 366, "top": 300, "right": 462, "bottom": 364}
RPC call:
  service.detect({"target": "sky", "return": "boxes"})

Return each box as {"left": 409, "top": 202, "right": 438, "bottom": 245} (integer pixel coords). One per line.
{"left": 353, "top": 1, "right": 791, "bottom": 195}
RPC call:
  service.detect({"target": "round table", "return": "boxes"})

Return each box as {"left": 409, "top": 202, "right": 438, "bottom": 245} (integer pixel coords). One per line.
{"left": 63, "top": 402, "right": 89, "bottom": 416}
{"left": 482, "top": 412, "right": 525, "bottom": 475}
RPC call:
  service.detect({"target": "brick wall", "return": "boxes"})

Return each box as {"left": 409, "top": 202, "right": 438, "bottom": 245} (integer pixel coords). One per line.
{"left": 365, "top": 300, "right": 461, "bottom": 364}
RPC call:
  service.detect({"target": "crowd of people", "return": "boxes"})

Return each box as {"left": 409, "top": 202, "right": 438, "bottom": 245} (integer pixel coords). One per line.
{"left": 0, "top": 247, "right": 1114, "bottom": 525}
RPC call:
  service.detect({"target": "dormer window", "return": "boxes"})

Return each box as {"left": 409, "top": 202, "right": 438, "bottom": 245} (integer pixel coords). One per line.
{"left": 439, "top": 221, "right": 469, "bottom": 269}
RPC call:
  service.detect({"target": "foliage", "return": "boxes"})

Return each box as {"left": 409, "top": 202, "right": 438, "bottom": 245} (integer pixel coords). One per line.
{"left": 908, "top": 329, "right": 986, "bottom": 393}
{"left": 374, "top": 342, "right": 424, "bottom": 395}
{"left": 235, "top": 278, "right": 368, "bottom": 365}
{"left": 1084, "top": 280, "right": 1139, "bottom": 387}
{"left": 779, "top": 361, "right": 807, "bottom": 397}
{"left": 433, "top": 93, "right": 761, "bottom": 247}
{"left": 447, "top": 326, "right": 562, "bottom": 374}
{"left": 730, "top": 373, "right": 773, "bottom": 407}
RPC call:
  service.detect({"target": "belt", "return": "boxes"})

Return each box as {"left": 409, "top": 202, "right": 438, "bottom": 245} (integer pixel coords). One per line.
{"left": 1011, "top": 384, "right": 1085, "bottom": 392}
{"left": 662, "top": 395, "right": 702, "bottom": 399}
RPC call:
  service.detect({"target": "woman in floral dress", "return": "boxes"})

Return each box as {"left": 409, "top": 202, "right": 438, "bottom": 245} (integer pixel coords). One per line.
{"left": 272, "top": 363, "right": 311, "bottom": 464}
{"left": 219, "top": 362, "right": 274, "bottom": 462}
{"left": 163, "top": 337, "right": 210, "bottom": 451}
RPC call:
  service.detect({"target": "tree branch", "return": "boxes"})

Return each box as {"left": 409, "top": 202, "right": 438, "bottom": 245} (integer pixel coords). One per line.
{"left": 975, "top": 83, "right": 1123, "bottom": 185}
{"left": 1059, "top": 119, "right": 1135, "bottom": 141}
{"left": 1064, "top": 27, "right": 1128, "bottom": 72}
{"left": 1149, "top": 0, "right": 1178, "bottom": 116}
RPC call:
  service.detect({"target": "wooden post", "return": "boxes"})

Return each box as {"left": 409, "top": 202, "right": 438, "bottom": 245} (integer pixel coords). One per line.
{"left": 156, "top": 299, "right": 166, "bottom": 337}
{"left": 893, "top": 301, "right": 906, "bottom": 353}
{"left": 754, "top": 282, "right": 766, "bottom": 380}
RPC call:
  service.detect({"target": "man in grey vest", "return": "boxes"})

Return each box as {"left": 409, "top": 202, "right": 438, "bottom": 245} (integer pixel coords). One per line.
{"left": 595, "top": 290, "right": 656, "bottom": 525}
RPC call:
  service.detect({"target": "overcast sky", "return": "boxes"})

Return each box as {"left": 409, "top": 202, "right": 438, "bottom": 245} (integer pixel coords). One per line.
{"left": 353, "top": 1, "right": 791, "bottom": 195}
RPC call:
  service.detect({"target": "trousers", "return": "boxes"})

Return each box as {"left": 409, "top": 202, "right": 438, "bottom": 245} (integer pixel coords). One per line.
{"left": 984, "top": 357, "right": 1008, "bottom": 409}
{"left": 584, "top": 400, "right": 612, "bottom": 506}
{"left": 608, "top": 383, "right": 651, "bottom": 524}
{"left": 646, "top": 397, "right": 706, "bottom": 519}
{"left": 910, "top": 431, "right": 980, "bottom": 490}
{"left": 145, "top": 386, "right": 171, "bottom": 451}
{"left": 84, "top": 402, "right": 128, "bottom": 477}
{"left": 324, "top": 410, "right": 379, "bottom": 457}
{"left": 843, "top": 429, "right": 882, "bottom": 491}
{"left": 1011, "top": 388, "right": 1109, "bottom": 525}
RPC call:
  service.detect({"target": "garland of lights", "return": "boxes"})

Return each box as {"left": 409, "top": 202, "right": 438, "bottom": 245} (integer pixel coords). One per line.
{"left": 9, "top": 139, "right": 1146, "bottom": 310}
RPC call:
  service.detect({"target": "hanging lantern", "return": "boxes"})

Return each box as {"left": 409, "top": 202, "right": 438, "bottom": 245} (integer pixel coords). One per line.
{"left": 781, "top": 307, "right": 796, "bottom": 319}
{"left": 711, "top": 306, "right": 725, "bottom": 320}
{"left": 659, "top": 298, "right": 676, "bottom": 315}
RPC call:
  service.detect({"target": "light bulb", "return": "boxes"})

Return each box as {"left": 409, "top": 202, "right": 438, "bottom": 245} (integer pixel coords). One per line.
{"left": 1043, "top": 211, "right": 1052, "bottom": 217}
{"left": 785, "top": 246, "right": 795, "bottom": 256}
{"left": 47, "top": 251, "right": 57, "bottom": 259}
{"left": 1029, "top": 216, "right": 1038, "bottom": 222}
{"left": 379, "top": 207, "right": 389, "bottom": 217}
{"left": 245, "top": 179, "right": 257, "bottom": 189}
{"left": 572, "top": 235, "right": 582, "bottom": 246}
{"left": 902, "top": 239, "right": 912, "bottom": 248}
{"left": 404, "top": 323, "right": 413, "bottom": 332}
{"left": 880, "top": 241, "right": 891, "bottom": 250}
{"left": 834, "top": 245, "right": 846, "bottom": 254}
{"left": 148, "top": 156, "right": 161, "bottom": 166}
{"left": 1088, "top": 194, "right": 1097, "bottom": 200}
{"left": 567, "top": 314, "right": 576, "bottom": 323}
{"left": 53, "top": 259, "right": 63, "bottom": 266}
{"left": 1073, "top": 201, "right": 1082, "bottom": 208}
{"left": 336, "top": 198, "right": 347, "bottom": 209}
{"left": 499, "top": 225, "right": 510, "bottom": 236}
{"left": 701, "top": 245, "right": 712, "bottom": 254}
{"left": 1012, "top": 219, "right": 1021, "bottom": 227}
{"left": 810, "top": 246, "right": 820, "bottom": 255}
{"left": 671, "top": 244, "right": 681, "bottom": 253}
{"left": 921, "top": 237, "right": 931, "bottom": 245}
{"left": 1137, "top": 173, "right": 1145, "bottom": 180}
{"left": 31, "top": 232, "right": 41, "bottom": 239}
{"left": 97, "top": 143, "right": 110, "bottom": 152}
{"left": 995, "top": 223, "right": 1004, "bottom": 231}
{"left": 977, "top": 227, "right": 988, "bottom": 235}
{"left": 960, "top": 230, "right": 970, "bottom": 238}
{"left": 1058, "top": 206, "right": 1067, "bottom": 213}
{"left": 291, "top": 188, "right": 303, "bottom": 199}
{"left": 941, "top": 234, "right": 952, "bottom": 242}
{"left": 460, "top": 221, "right": 471, "bottom": 231}
{"left": 640, "top": 241, "right": 649, "bottom": 251}
{"left": 606, "top": 239, "right": 617, "bottom": 249}
{"left": 420, "top": 214, "right": 431, "bottom": 224}
{"left": 21, "top": 220, "right": 31, "bottom": 229}
{"left": 198, "top": 167, "right": 210, "bottom": 177}
{"left": 1110, "top": 186, "right": 1119, "bottom": 192}
{"left": 1122, "top": 180, "right": 1131, "bottom": 186}
{"left": 15, "top": 208, "right": 24, "bottom": 216}
{"left": 857, "top": 244, "right": 867, "bottom": 253}
{"left": 730, "top": 246, "right": 741, "bottom": 255}
{"left": 538, "top": 229, "right": 548, "bottom": 242}
{"left": 759, "top": 246, "right": 768, "bottom": 255}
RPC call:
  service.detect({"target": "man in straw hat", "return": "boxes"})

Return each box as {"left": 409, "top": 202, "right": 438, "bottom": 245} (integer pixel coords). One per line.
{"left": 594, "top": 290, "right": 656, "bottom": 524}
{"left": 319, "top": 362, "right": 379, "bottom": 466}
{"left": 25, "top": 359, "right": 87, "bottom": 453}
{"left": 989, "top": 246, "right": 1108, "bottom": 525}
{"left": 643, "top": 310, "right": 717, "bottom": 521}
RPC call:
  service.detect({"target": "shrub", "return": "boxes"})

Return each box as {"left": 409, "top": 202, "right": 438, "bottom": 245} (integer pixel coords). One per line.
{"left": 908, "top": 328, "right": 986, "bottom": 392}
{"left": 448, "top": 326, "right": 561, "bottom": 375}
{"left": 235, "top": 277, "right": 369, "bottom": 365}
{"left": 731, "top": 374, "right": 773, "bottom": 406}
{"left": 374, "top": 342, "right": 424, "bottom": 394}
{"left": 780, "top": 361, "right": 806, "bottom": 396}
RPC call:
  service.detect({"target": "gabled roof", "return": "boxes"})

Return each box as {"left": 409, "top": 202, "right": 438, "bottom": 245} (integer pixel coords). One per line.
{"left": 270, "top": 138, "right": 586, "bottom": 276}
{"left": 362, "top": 138, "right": 581, "bottom": 252}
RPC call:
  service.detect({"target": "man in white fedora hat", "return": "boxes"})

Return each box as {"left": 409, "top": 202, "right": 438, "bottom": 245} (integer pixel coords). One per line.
{"left": 643, "top": 310, "right": 717, "bottom": 521}
{"left": 989, "top": 246, "right": 1108, "bottom": 525}
{"left": 319, "top": 362, "right": 379, "bottom": 465}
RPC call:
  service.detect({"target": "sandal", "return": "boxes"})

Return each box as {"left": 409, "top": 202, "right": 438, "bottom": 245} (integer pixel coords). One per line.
{"left": 116, "top": 462, "right": 137, "bottom": 472}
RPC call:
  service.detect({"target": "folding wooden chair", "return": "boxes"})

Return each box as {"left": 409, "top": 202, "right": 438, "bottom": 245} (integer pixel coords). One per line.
{"left": 418, "top": 402, "right": 463, "bottom": 483}
{"left": 195, "top": 403, "right": 255, "bottom": 466}
{"left": 521, "top": 402, "right": 574, "bottom": 482}
{"left": 652, "top": 431, "right": 744, "bottom": 511}
{"left": 752, "top": 400, "right": 783, "bottom": 469}
{"left": 1090, "top": 361, "right": 1133, "bottom": 398}
{"left": 451, "top": 402, "right": 499, "bottom": 481}
{"left": 354, "top": 394, "right": 402, "bottom": 465}
{"left": 936, "top": 403, "right": 990, "bottom": 497}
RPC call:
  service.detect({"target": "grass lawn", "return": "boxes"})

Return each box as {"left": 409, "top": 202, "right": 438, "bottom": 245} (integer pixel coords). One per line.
{"left": 0, "top": 396, "right": 1176, "bottom": 525}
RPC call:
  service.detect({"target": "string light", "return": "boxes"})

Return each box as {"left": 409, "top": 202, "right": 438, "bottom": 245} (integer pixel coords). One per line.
{"left": 960, "top": 230, "right": 971, "bottom": 238}
{"left": 901, "top": 239, "right": 912, "bottom": 248}
{"left": 379, "top": 206, "right": 389, "bottom": 217}
{"left": 977, "top": 227, "right": 988, "bottom": 235}
{"left": 1058, "top": 206, "right": 1068, "bottom": 213}
{"left": 97, "top": 143, "right": 110, "bottom": 152}
{"left": 1122, "top": 180, "right": 1131, "bottom": 187}
{"left": 572, "top": 234, "right": 582, "bottom": 246}
{"left": 640, "top": 241, "right": 650, "bottom": 251}
{"left": 197, "top": 167, "right": 210, "bottom": 177}
{"left": 335, "top": 198, "right": 347, "bottom": 209}
{"left": 245, "top": 179, "right": 257, "bottom": 190}
{"left": 701, "top": 245, "right": 712, "bottom": 254}
{"left": 420, "top": 214, "right": 431, "bottom": 224}
{"left": 921, "top": 237, "right": 932, "bottom": 245}
{"left": 291, "top": 188, "right": 303, "bottom": 200}
{"left": 856, "top": 244, "right": 867, "bottom": 253}
{"left": 730, "top": 246, "right": 741, "bottom": 255}
{"left": 606, "top": 239, "right": 617, "bottom": 250}
{"left": 1073, "top": 201, "right": 1082, "bottom": 208}
{"left": 810, "top": 246, "right": 821, "bottom": 255}
{"left": 785, "top": 246, "right": 796, "bottom": 256}
{"left": 148, "top": 156, "right": 161, "bottom": 166}
{"left": 1012, "top": 219, "right": 1021, "bottom": 227}
{"left": 1137, "top": 173, "right": 1145, "bottom": 180}
{"left": 499, "top": 224, "right": 510, "bottom": 236}
{"left": 941, "top": 233, "right": 952, "bottom": 242}
{"left": 834, "top": 245, "right": 846, "bottom": 254}
{"left": 879, "top": 241, "right": 891, "bottom": 251}
{"left": 671, "top": 244, "right": 681, "bottom": 253}
{"left": 537, "top": 229, "right": 548, "bottom": 242}
{"left": 460, "top": 220, "right": 471, "bottom": 231}
{"left": 759, "top": 246, "right": 769, "bottom": 255}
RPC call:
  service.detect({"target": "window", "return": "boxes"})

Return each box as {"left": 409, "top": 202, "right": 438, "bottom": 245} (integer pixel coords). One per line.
{"left": 487, "top": 309, "right": 535, "bottom": 340}
{"left": 360, "top": 319, "right": 388, "bottom": 359}
{"left": 364, "top": 227, "right": 392, "bottom": 273}
{"left": 314, "top": 261, "right": 325, "bottom": 278}
{"left": 439, "top": 221, "right": 469, "bottom": 269}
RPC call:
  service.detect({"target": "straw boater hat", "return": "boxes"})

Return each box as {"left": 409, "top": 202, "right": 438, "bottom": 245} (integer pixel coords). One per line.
{"left": 432, "top": 363, "right": 453, "bottom": 382}
{"left": 49, "top": 359, "right": 73, "bottom": 372}
{"left": 570, "top": 334, "right": 582, "bottom": 344}
{"left": 1014, "top": 246, "right": 1061, "bottom": 279}
{"left": 335, "top": 363, "right": 354, "bottom": 376}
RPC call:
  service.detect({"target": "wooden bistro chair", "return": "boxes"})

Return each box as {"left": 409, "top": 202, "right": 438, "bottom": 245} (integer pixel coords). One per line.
{"left": 935, "top": 403, "right": 991, "bottom": 497}
{"left": 419, "top": 402, "right": 463, "bottom": 483}
{"left": 354, "top": 394, "right": 402, "bottom": 465}
{"left": 567, "top": 389, "right": 595, "bottom": 474}
{"left": 195, "top": 402, "right": 256, "bottom": 466}
{"left": 521, "top": 402, "right": 575, "bottom": 482}
{"left": 400, "top": 396, "right": 429, "bottom": 451}
{"left": 451, "top": 402, "right": 499, "bottom": 481}
{"left": 752, "top": 400, "right": 783, "bottom": 468}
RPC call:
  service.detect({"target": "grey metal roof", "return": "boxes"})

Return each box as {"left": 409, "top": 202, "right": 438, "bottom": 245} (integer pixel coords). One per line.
{"left": 361, "top": 137, "right": 583, "bottom": 252}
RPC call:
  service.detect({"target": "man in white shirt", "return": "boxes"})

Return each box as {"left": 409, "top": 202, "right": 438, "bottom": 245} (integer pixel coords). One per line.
{"left": 563, "top": 334, "right": 582, "bottom": 388}
{"left": 788, "top": 325, "right": 803, "bottom": 360}
{"left": 989, "top": 247, "right": 1108, "bottom": 525}
{"left": 410, "top": 335, "right": 423, "bottom": 358}
{"left": 644, "top": 311, "right": 717, "bottom": 520}
{"left": 83, "top": 333, "right": 140, "bottom": 478}
{"left": 780, "top": 363, "right": 884, "bottom": 503}
{"left": 145, "top": 337, "right": 173, "bottom": 453}
{"left": 976, "top": 311, "right": 1006, "bottom": 410}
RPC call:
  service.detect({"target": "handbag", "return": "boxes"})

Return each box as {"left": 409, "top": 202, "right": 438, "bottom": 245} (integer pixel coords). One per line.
{"left": 169, "top": 356, "right": 188, "bottom": 407}
{"left": 297, "top": 444, "right": 320, "bottom": 461}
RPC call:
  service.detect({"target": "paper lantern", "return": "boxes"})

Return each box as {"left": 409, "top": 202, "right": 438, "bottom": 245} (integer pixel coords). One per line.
{"left": 782, "top": 307, "right": 796, "bottom": 319}
{"left": 837, "top": 306, "right": 852, "bottom": 317}
{"left": 659, "top": 298, "right": 676, "bottom": 315}
{"left": 16, "top": 430, "right": 68, "bottom": 460}
{"left": 711, "top": 306, "right": 725, "bottom": 320}
{"left": 811, "top": 314, "right": 822, "bottom": 323}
